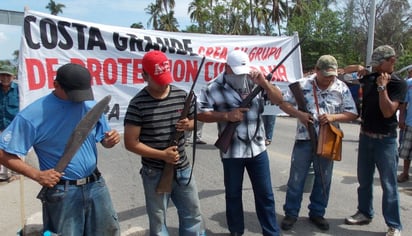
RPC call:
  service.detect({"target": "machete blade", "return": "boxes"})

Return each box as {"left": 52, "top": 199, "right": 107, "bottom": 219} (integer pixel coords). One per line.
{"left": 37, "top": 95, "right": 111, "bottom": 200}
{"left": 54, "top": 95, "right": 111, "bottom": 173}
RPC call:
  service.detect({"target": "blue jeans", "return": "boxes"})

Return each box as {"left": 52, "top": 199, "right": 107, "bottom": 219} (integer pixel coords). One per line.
{"left": 357, "top": 133, "right": 402, "bottom": 229}
{"left": 283, "top": 140, "right": 334, "bottom": 218}
{"left": 42, "top": 177, "right": 120, "bottom": 236}
{"left": 222, "top": 151, "right": 280, "bottom": 236}
{"left": 262, "top": 115, "right": 276, "bottom": 141}
{"left": 140, "top": 165, "right": 205, "bottom": 236}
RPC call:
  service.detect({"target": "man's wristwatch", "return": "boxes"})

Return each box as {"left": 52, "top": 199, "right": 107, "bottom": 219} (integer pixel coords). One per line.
{"left": 377, "top": 85, "right": 386, "bottom": 92}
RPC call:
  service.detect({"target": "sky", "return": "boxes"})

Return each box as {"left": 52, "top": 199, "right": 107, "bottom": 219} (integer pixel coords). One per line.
{"left": 0, "top": 0, "right": 193, "bottom": 61}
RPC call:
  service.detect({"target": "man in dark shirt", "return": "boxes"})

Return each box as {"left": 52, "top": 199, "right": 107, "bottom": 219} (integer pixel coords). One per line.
{"left": 123, "top": 50, "right": 205, "bottom": 235}
{"left": 344, "top": 45, "right": 406, "bottom": 236}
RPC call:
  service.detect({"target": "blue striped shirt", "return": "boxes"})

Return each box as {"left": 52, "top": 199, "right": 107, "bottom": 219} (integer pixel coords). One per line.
{"left": 198, "top": 73, "right": 267, "bottom": 158}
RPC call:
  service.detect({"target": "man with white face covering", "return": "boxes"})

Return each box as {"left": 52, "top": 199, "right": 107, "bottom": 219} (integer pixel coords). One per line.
{"left": 198, "top": 50, "right": 283, "bottom": 236}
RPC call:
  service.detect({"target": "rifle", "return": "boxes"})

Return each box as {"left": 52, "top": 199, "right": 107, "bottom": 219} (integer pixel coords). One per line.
{"left": 214, "top": 38, "right": 305, "bottom": 153}
{"left": 289, "top": 81, "right": 330, "bottom": 200}
{"left": 288, "top": 82, "right": 317, "bottom": 152}
{"left": 156, "top": 56, "right": 206, "bottom": 194}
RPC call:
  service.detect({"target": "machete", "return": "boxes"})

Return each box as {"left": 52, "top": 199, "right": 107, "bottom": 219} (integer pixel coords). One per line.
{"left": 37, "top": 95, "right": 111, "bottom": 200}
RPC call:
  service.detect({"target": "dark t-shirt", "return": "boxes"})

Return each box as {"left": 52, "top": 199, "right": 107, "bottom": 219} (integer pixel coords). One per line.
{"left": 124, "top": 85, "right": 193, "bottom": 170}
{"left": 360, "top": 72, "right": 407, "bottom": 134}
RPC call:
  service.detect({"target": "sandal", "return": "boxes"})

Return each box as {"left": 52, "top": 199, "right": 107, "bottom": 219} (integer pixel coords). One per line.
{"left": 397, "top": 173, "right": 409, "bottom": 183}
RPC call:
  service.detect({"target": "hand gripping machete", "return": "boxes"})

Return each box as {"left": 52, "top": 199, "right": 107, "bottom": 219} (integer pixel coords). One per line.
{"left": 37, "top": 95, "right": 111, "bottom": 200}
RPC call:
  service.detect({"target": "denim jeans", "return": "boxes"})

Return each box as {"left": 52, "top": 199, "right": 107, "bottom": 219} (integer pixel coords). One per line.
{"left": 357, "top": 133, "right": 402, "bottom": 229}
{"left": 262, "top": 115, "right": 276, "bottom": 141}
{"left": 140, "top": 165, "right": 206, "bottom": 236}
{"left": 283, "top": 140, "right": 334, "bottom": 218}
{"left": 42, "top": 177, "right": 120, "bottom": 236}
{"left": 222, "top": 151, "right": 280, "bottom": 236}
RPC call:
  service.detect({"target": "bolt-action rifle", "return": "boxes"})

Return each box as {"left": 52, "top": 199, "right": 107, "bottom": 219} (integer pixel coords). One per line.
{"left": 288, "top": 82, "right": 317, "bottom": 152}
{"left": 155, "top": 56, "right": 206, "bottom": 194}
{"left": 214, "top": 38, "right": 305, "bottom": 153}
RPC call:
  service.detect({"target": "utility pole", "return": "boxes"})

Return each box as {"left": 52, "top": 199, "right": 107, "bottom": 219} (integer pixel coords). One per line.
{"left": 365, "top": 0, "right": 376, "bottom": 67}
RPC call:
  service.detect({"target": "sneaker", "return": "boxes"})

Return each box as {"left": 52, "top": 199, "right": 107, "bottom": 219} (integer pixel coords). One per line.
{"left": 281, "top": 215, "right": 297, "bottom": 230}
{"left": 309, "top": 215, "right": 329, "bottom": 230}
{"left": 386, "top": 227, "right": 401, "bottom": 236}
{"left": 345, "top": 211, "right": 372, "bottom": 225}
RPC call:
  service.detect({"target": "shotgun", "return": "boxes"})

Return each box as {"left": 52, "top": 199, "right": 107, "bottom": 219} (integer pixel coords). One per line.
{"left": 288, "top": 82, "right": 317, "bottom": 152}
{"left": 214, "top": 38, "right": 305, "bottom": 153}
{"left": 156, "top": 56, "right": 206, "bottom": 194}
{"left": 289, "top": 81, "right": 330, "bottom": 200}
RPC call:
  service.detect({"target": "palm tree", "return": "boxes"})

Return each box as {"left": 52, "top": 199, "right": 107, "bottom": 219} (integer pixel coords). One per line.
{"left": 45, "top": 0, "right": 65, "bottom": 15}
{"left": 156, "top": 0, "right": 175, "bottom": 15}
{"left": 158, "top": 10, "right": 179, "bottom": 32}
{"left": 254, "top": 0, "right": 273, "bottom": 35}
{"left": 130, "top": 22, "right": 144, "bottom": 29}
{"left": 145, "top": 3, "right": 162, "bottom": 30}
{"left": 269, "top": 0, "right": 287, "bottom": 35}
{"left": 156, "top": 0, "right": 176, "bottom": 31}
{"left": 226, "top": 0, "right": 250, "bottom": 35}
{"left": 188, "top": 0, "right": 209, "bottom": 32}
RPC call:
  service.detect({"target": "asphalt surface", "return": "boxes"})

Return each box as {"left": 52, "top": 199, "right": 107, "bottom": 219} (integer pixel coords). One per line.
{"left": 1, "top": 116, "right": 411, "bottom": 236}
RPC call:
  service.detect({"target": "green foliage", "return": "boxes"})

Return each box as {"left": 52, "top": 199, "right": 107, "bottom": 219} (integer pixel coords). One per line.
{"left": 16, "top": 0, "right": 412, "bottom": 73}
{"left": 45, "top": 0, "right": 65, "bottom": 15}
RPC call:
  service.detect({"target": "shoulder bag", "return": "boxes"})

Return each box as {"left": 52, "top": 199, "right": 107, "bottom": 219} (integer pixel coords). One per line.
{"left": 312, "top": 82, "right": 344, "bottom": 161}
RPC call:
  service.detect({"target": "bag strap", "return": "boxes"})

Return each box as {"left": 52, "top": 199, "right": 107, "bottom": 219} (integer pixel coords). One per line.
{"left": 312, "top": 81, "right": 320, "bottom": 114}
{"left": 329, "top": 120, "right": 344, "bottom": 137}
{"left": 313, "top": 80, "right": 343, "bottom": 137}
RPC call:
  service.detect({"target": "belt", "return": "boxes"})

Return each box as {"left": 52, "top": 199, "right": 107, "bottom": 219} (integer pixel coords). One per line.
{"left": 360, "top": 130, "right": 392, "bottom": 139}
{"left": 57, "top": 169, "right": 101, "bottom": 186}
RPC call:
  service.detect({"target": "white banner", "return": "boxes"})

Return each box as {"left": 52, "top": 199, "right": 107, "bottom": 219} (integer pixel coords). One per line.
{"left": 18, "top": 10, "right": 303, "bottom": 132}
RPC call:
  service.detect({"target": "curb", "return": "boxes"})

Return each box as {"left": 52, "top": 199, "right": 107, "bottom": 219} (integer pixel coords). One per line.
{"left": 20, "top": 212, "right": 147, "bottom": 236}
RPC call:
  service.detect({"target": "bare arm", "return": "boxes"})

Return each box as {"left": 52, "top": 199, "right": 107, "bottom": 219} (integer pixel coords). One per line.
{"left": 399, "top": 103, "right": 407, "bottom": 129}
{"left": 251, "top": 70, "right": 283, "bottom": 105}
{"left": 279, "top": 101, "right": 314, "bottom": 127}
{"left": 378, "top": 73, "right": 399, "bottom": 118}
{"left": 123, "top": 124, "right": 180, "bottom": 165}
{"left": 0, "top": 150, "right": 62, "bottom": 187}
{"left": 101, "top": 129, "right": 121, "bottom": 148}
{"left": 197, "top": 108, "right": 250, "bottom": 123}
{"left": 318, "top": 112, "right": 358, "bottom": 125}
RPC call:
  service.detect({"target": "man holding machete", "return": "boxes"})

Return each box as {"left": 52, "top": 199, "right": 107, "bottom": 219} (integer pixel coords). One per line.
{"left": 0, "top": 63, "right": 121, "bottom": 235}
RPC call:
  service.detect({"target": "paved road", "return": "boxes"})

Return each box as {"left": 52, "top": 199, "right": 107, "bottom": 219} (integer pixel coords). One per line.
{"left": 1, "top": 116, "right": 411, "bottom": 235}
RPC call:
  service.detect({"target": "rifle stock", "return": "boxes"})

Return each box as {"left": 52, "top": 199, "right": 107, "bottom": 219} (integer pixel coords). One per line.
{"left": 156, "top": 57, "right": 206, "bottom": 194}
{"left": 288, "top": 82, "right": 317, "bottom": 152}
{"left": 214, "top": 38, "right": 305, "bottom": 153}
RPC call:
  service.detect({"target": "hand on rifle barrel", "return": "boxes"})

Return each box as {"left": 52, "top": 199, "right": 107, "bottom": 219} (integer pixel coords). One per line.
{"left": 296, "top": 111, "right": 315, "bottom": 129}
{"left": 163, "top": 146, "right": 180, "bottom": 165}
{"left": 227, "top": 108, "right": 249, "bottom": 122}
{"left": 175, "top": 118, "right": 193, "bottom": 131}
{"left": 249, "top": 69, "right": 269, "bottom": 87}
